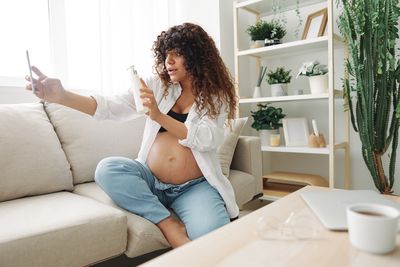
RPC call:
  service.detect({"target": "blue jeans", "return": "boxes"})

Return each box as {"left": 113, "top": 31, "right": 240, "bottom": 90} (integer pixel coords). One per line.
{"left": 94, "top": 156, "right": 230, "bottom": 240}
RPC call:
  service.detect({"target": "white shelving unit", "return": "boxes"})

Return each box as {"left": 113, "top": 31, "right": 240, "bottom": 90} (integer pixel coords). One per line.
{"left": 233, "top": 0, "right": 350, "bottom": 194}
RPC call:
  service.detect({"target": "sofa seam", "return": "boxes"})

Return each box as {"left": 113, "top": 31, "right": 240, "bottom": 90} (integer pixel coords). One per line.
{"left": 42, "top": 102, "right": 75, "bottom": 179}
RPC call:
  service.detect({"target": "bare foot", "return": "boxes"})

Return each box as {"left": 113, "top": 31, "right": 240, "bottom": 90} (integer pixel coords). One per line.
{"left": 157, "top": 217, "right": 191, "bottom": 248}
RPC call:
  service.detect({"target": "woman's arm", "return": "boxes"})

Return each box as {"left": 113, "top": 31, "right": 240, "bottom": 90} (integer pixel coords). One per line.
{"left": 27, "top": 66, "right": 149, "bottom": 120}
{"left": 59, "top": 91, "right": 97, "bottom": 116}
{"left": 26, "top": 66, "right": 97, "bottom": 115}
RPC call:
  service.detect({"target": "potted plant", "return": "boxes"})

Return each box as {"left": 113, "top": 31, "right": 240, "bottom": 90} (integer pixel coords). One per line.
{"left": 251, "top": 103, "right": 286, "bottom": 146}
{"left": 338, "top": 0, "right": 400, "bottom": 194}
{"left": 246, "top": 20, "right": 270, "bottom": 48}
{"left": 297, "top": 61, "right": 328, "bottom": 94}
{"left": 265, "top": 20, "right": 287, "bottom": 46}
{"left": 246, "top": 19, "right": 287, "bottom": 48}
{"left": 266, "top": 67, "right": 291, "bottom": 96}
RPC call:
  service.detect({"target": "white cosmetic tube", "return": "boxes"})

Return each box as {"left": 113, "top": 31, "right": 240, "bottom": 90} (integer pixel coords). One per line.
{"left": 128, "top": 65, "right": 148, "bottom": 113}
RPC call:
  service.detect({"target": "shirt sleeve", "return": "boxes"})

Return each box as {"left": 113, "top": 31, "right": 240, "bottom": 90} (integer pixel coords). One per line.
{"left": 91, "top": 76, "right": 158, "bottom": 121}
{"left": 179, "top": 106, "right": 227, "bottom": 152}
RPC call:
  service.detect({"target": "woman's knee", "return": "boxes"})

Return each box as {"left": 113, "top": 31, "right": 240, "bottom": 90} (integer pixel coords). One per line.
{"left": 185, "top": 212, "right": 230, "bottom": 240}
{"left": 94, "top": 156, "right": 132, "bottom": 187}
{"left": 174, "top": 181, "right": 231, "bottom": 240}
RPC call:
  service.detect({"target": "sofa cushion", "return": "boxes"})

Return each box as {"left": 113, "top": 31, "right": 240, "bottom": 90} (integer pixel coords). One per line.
{"left": 217, "top": 117, "right": 248, "bottom": 177}
{"left": 231, "top": 136, "right": 263, "bottom": 196}
{"left": 0, "top": 103, "right": 73, "bottom": 202}
{"left": 229, "top": 169, "right": 256, "bottom": 207}
{"left": 44, "top": 103, "right": 146, "bottom": 184}
{"left": 73, "top": 182, "right": 169, "bottom": 258}
{"left": 0, "top": 192, "right": 127, "bottom": 267}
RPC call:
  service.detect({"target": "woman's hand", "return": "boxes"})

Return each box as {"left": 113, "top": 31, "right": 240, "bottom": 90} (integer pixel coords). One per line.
{"left": 140, "top": 79, "right": 161, "bottom": 121}
{"left": 25, "top": 66, "right": 66, "bottom": 104}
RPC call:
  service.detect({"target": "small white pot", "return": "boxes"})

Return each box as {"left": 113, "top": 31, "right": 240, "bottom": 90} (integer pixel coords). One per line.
{"left": 253, "top": 86, "right": 262, "bottom": 98}
{"left": 270, "top": 83, "right": 288, "bottom": 97}
{"left": 259, "top": 129, "right": 279, "bottom": 146}
{"left": 309, "top": 74, "right": 328, "bottom": 94}
{"left": 250, "top": 40, "right": 265, "bottom": 49}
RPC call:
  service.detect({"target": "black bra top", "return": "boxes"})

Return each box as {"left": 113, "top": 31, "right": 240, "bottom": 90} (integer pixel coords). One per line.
{"left": 158, "top": 109, "right": 189, "bottom": 133}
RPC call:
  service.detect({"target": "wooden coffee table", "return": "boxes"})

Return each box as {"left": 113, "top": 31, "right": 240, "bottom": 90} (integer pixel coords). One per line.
{"left": 141, "top": 186, "right": 400, "bottom": 267}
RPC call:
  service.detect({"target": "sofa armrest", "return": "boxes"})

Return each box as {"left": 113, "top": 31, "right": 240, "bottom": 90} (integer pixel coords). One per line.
{"left": 231, "top": 136, "right": 263, "bottom": 196}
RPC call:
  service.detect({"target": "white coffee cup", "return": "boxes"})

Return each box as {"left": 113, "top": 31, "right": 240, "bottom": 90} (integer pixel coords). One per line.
{"left": 346, "top": 203, "right": 400, "bottom": 254}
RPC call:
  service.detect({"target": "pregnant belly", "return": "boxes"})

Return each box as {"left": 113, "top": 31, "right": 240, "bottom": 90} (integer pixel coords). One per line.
{"left": 147, "top": 132, "right": 203, "bottom": 184}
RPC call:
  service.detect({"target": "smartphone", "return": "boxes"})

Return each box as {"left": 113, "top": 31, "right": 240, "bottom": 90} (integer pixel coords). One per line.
{"left": 26, "top": 50, "right": 35, "bottom": 93}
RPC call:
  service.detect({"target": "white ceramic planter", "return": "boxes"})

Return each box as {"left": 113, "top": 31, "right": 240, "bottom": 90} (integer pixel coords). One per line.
{"left": 270, "top": 83, "right": 288, "bottom": 97}
{"left": 250, "top": 40, "right": 265, "bottom": 49}
{"left": 309, "top": 74, "right": 328, "bottom": 94}
{"left": 253, "top": 86, "right": 261, "bottom": 98}
{"left": 259, "top": 129, "right": 279, "bottom": 146}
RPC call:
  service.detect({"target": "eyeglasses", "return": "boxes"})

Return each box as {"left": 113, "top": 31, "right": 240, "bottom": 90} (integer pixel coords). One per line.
{"left": 256, "top": 212, "right": 322, "bottom": 241}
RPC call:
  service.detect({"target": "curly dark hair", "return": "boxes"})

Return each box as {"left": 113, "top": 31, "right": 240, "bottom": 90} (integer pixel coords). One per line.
{"left": 152, "top": 23, "right": 237, "bottom": 120}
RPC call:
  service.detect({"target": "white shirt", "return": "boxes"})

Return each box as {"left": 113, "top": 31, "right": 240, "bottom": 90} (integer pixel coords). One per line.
{"left": 92, "top": 76, "right": 239, "bottom": 218}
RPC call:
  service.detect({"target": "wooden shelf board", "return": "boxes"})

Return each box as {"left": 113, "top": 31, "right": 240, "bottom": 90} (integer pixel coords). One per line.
{"left": 239, "top": 90, "right": 346, "bottom": 104}
{"left": 261, "top": 181, "right": 305, "bottom": 201}
{"left": 236, "top": 34, "right": 343, "bottom": 59}
{"left": 261, "top": 145, "right": 329, "bottom": 154}
{"left": 239, "top": 93, "right": 329, "bottom": 104}
{"left": 263, "top": 171, "right": 328, "bottom": 187}
{"left": 237, "top": 36, "right": 328, "bottom": 58}
{"left": 261, "top": 171, "right": 328, "bottom": 200}
{"left": 239, "top": 90, "right": 344, "bottom": 104}
{"left": 260, "top": 142, "right": 349, "bottom": 154}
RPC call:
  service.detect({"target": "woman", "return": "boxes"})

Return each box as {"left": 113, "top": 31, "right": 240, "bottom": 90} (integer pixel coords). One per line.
{"left": 25, "top": 23, "right": 238, "bottom": 248}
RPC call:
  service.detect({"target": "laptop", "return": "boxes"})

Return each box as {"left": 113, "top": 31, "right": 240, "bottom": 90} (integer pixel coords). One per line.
{"left": 300, "top": 190, "right": 400, "bottom": 231}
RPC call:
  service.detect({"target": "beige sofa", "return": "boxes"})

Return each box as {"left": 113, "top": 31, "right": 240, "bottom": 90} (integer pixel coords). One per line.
{"left": 0, "top": 102, "right": 262, "bottom": 267}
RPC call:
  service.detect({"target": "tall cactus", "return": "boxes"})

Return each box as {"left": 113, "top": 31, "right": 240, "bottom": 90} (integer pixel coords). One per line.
{"left": 338, "top": 0, "right": 400, "bottom": 194}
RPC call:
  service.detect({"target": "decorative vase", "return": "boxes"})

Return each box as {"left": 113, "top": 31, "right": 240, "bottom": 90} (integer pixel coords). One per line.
{"left": 253, "top": 86, "right": 262, "bottom": 98}
{"left": 309, "top": 74, "right": 328, "bottom": 94}
{"left": 270, "top": 83, "right": 288, "bottom": 97}
{"left": 259, "top": 129, "right": 279, "bottom": 146}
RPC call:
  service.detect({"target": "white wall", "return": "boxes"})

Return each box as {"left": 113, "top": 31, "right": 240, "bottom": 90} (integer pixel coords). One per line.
{"left": 168, "top": 0, "right": 220, "bottom": 49}
{"left": 218, "top": 0, "right": 235, "bottom": 75}
{"left": 168, "top": 0, "right": 235, "bottom": 76}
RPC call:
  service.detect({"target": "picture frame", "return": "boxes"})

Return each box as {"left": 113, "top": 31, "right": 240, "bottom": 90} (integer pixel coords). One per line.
{"left": 301, "top": 8, "right": 328, "bottom": 40}
{"left": 282, "top": 118, "right": 310, "bottom": 146}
